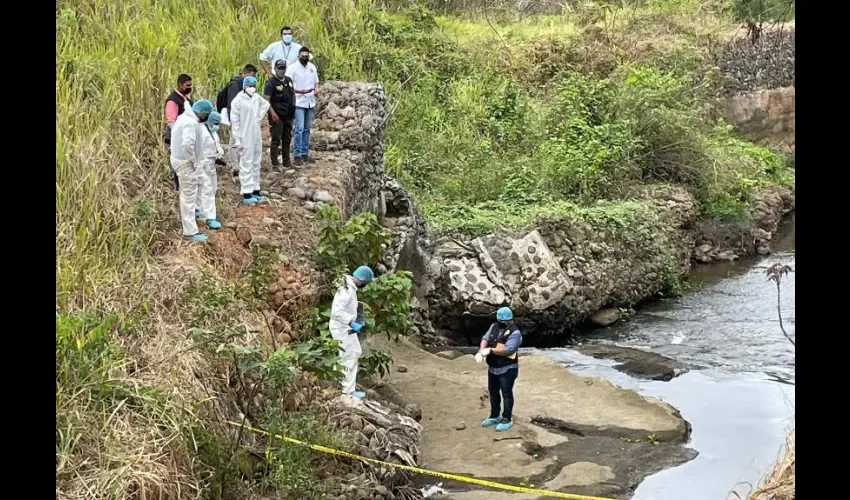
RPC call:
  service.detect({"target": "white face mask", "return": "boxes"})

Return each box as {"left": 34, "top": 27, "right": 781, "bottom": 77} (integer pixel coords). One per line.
{"left": 245, "top": 87, "right": 256, "bottom": 96}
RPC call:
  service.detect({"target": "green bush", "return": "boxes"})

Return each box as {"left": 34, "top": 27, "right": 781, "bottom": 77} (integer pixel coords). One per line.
{"left": 359, "top": 349, "right": 394, "bottom": 379}
{"left": 315, "top": 205, "right": 390, "bottom": 281}
{"left": 358, "top": 271, "right": 415, "bottom": 340}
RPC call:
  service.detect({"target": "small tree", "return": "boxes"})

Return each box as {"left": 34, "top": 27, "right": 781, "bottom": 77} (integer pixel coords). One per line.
{"left": 765, "top": 262, "right": 794, "bottom": 346}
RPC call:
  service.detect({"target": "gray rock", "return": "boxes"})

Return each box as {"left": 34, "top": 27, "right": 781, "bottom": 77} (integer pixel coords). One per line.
{"left": 591, "top": 308, "right": 621, "bottom": 327}
{"left": 396, "top": 365, "right": 408, "bottom": 373}
{"left": 455, "top": 421, "right": 467, "bottom": 431}
{"left": 287, "top": 187, "right": 307, "bottom": 199}
{"left": 313, "top": 190, "right": 335, "bottom": 204}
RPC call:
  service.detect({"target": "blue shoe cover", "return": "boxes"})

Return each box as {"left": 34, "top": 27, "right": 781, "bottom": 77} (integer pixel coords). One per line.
{"left": 185, "top": 233, "right": 208, "bottom": 242}
{"left": 481, "top": 417, "right": 500, "bottom": 428}
{"left": 496, "top": 420, "right": 513, "bottom": 432}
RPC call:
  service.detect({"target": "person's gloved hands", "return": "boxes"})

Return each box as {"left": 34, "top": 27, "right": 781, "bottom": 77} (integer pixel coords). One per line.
{"left": 350, "top": 322, "right": 363, "bottom": 333}
{"left": 215, "top": 158, "right": 227, "bottom": 167}
{"left": 475, "top": 348, "right": 491, "bottom": 364}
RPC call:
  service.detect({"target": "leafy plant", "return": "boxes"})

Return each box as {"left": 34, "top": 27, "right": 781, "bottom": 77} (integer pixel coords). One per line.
{"left": 243, "top": 246, "right": 279, "bottom": 307}
{"left": 647, "top": 433, "right": 660, "bottom": 445}
{"left": 184, "top": 274, "right": 240, "bottom": 329}
{"left": 315, "top": 205, "right": 390, "bottom": 281}
{"left": 358, "top": 271, "right": 415, "bottom": 341}
{"left": 262, "top": 409, "right": 353, "bottom": 496}
{"left": 359, "top": 349, "right": 394, "bottom": 380}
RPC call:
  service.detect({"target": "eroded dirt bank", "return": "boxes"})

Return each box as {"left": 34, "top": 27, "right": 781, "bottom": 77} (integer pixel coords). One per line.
{"left": 365, "top": 337, "right": 697, "bottom": 499}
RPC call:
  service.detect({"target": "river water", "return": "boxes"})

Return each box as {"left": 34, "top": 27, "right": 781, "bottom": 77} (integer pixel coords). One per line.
{"left": 531, "top": 215, "right": 795, "bottom": 499}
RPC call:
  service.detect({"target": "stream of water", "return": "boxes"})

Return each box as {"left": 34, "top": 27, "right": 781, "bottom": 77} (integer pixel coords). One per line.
{"left": 531, "top": 215, "right": 795, "bottom": 499}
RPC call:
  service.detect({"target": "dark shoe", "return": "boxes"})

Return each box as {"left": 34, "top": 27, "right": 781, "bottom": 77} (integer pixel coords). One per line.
{"left": 293, "top": 158, "right": 304, "bottom": 167}
{"left": 306, "top": 156, "right": 317, "bottom": 164}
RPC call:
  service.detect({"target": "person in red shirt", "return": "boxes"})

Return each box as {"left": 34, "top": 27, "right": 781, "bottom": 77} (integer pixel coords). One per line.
{"left": 163, "top": 74, "right": 194, "bottom": 151}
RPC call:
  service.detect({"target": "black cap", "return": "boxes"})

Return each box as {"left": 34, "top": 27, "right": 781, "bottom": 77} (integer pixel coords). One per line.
{"left": 274, "top": 60, "right": 287, "bottom": 69}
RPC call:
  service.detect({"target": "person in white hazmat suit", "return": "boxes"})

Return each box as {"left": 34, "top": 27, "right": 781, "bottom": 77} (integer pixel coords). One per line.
{"left": 329, "top": 266, "right": 375, "bottom": 399}
{"left": 170, "top": 99, "right": 213, "bottom": 242}
{"left": 195, "top": 111, "right": 225, "bottom": 230}
{"left": 229, "top": 75, "right": 270, "bottom": 206}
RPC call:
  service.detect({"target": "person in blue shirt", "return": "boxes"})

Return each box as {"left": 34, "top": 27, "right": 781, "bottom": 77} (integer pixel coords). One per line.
{"left": 475, "top": 306, "right": 522, "bottom": 432}
{"left": 259, "top": 26, "right": 303, "bottom": 79}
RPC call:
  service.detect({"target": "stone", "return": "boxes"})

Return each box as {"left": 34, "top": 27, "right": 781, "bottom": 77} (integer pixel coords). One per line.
{"left": 455, "top": 421, "right": 467, "bottom": 431}
{"left": 590, "top": 308, "right": 621, "bottom": 327}
{"left": 287, "top": 187, "right": 307, "bottom": 199}
{"left": 313, "top": 190, "right": 335, "bottom": 204}
{"left": 261, "top": 217, "right": 275, "bottom": 225}
{"left": 396, "top": 365, "right": 408, "bottom": 373}
{"left": 251, "top": 234, "right": 270, "bottom": 246}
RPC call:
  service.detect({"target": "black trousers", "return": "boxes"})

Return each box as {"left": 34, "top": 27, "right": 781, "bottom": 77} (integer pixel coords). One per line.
{"left": 269, "top": 116, "right": 293, "bottom": 166}
{"left": 488, "top": 367, "right": 518, "bottom": 421}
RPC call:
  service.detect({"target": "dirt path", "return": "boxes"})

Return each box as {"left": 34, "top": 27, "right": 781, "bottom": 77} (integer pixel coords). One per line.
{"left": 368, "top": 337, "right": 697, "bottom": 499}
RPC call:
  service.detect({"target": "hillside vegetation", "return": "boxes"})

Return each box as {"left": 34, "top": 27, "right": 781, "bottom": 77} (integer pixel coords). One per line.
{"left": 56, "top": 0, "right": 794, "bottom": 498}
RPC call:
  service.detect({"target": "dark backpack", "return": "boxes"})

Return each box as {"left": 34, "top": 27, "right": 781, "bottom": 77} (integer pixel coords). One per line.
{"left": 215, "top": 82, "right": 229, "bottom": 112}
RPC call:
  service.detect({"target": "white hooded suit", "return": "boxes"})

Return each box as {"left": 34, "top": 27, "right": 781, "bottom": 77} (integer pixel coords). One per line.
{"left": 329, "top": 275, "right": 363, "bottom": 394}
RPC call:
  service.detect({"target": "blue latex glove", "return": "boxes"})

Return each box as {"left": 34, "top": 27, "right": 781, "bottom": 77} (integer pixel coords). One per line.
{"left": 350, "top": 322, "right": 363, "bottom": 333}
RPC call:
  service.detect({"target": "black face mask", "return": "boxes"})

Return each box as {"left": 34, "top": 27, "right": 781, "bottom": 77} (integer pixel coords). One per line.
{"left": 183, "top": 86, "right": 192, "bottom": 95}
{"left": 299, "top": 56, "right": 309, "bottom": 66}
{"left": 498, "top": 321, "right": 507, "bottom": 329}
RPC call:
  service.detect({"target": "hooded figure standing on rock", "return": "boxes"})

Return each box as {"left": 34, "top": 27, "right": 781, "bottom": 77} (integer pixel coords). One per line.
{"left": 329, "top": 266, "right": 374, "bottom": 400}
{"left": 475, "top": 306, "right": 523, "bottom": 432}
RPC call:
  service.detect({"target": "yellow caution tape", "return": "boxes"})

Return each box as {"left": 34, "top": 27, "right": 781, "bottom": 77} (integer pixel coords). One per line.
{"left": 225, "top": 420, "right": 617, "bottom": 500}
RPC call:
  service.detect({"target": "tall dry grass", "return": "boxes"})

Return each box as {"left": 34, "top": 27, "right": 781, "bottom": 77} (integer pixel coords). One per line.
{"left": 748, "top": 426, "right": 795, "bottom": 500}
{"left": 56, "top": 1, "right": 373, "bottom": 498}
{"left": 56, "top": 0, "right": 372, "bottom": 311}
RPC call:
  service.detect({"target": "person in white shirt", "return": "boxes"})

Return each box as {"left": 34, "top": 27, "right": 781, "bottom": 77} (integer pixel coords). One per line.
{"left": 285, "top": 46, "right": 320, "bottom": 166}
{"left": 258, "top": 26, "right": 302, "bottom": 79}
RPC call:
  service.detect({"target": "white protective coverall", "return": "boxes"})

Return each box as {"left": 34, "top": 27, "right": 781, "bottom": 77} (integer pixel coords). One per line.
{"left": 169, "top": 104, "right": 204, "bottom": 236}
{"left": 196, "top": 125, "right": 224, "bottom": 221}
{"left": 230, "top": 91, "right": 270, "bottom": 195}
{"left": 329, "top": 276, "right": 363, "bottom": 394}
